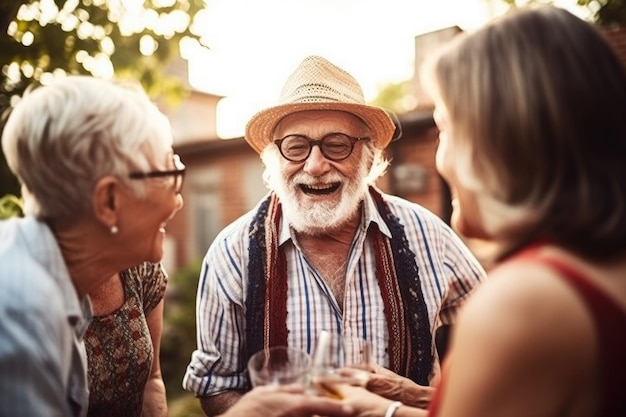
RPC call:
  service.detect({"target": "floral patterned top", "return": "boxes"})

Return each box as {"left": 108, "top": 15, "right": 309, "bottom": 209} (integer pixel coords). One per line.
{"left": 85, "top": 262, "right": 167, "bottom": 417}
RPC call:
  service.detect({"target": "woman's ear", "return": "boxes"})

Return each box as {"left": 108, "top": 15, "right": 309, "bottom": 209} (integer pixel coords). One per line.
{"left": 92, "top": 176, "right": 119, "bottom": 229}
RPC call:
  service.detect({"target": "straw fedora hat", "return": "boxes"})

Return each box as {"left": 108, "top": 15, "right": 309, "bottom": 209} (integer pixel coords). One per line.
{"left": 245, "top": 55, "right": 397, "bottom": 154}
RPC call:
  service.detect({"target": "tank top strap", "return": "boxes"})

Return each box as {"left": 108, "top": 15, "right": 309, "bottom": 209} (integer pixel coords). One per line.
{"left": 516, "top": 245, "right": 626, "bottom": 417}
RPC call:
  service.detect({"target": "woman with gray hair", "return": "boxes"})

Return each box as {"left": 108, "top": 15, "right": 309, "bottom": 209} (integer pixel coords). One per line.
{"left": 0, "top": 75, "right": 184, "bottom": 417}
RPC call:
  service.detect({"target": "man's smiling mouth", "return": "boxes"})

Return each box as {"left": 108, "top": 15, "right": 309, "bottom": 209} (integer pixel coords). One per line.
{"left": 300, "top": 182, "right": 340, "bottom": 195}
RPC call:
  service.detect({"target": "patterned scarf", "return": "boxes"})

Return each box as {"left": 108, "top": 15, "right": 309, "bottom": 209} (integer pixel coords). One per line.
{"left": 245, "top": 186, "right": 433, "bottom": 385}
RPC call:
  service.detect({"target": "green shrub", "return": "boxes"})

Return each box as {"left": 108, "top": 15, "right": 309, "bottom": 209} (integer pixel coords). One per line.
{"left": 0, "top": 194, "right": 23, "bottom": 219}
{"left": 161, "top": 260, "right": 202, "bottom": 403}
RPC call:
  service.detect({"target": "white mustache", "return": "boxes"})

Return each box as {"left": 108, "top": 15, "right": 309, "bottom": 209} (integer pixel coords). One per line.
{"left": 291, "top": 172, "right": 344, "bottom": 186}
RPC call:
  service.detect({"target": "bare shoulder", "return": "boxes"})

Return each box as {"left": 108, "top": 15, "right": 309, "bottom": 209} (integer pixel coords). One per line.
{"left": 441, "top": 257, "right": 600, "bottom": 416}
{"left": 458, "top": 258, "right": 595, "bottom": 354}
{"left": 539, "top": 246, "right": 626, "bottom": 312}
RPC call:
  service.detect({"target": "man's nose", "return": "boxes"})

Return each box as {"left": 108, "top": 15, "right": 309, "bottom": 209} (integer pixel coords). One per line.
{"left": 303, "top": 145, "right": 332, "bottom": 176}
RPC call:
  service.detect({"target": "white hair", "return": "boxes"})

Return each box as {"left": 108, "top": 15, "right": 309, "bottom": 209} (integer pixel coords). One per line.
{"left": 261, "top": 140, "right": 389, "bottom": 189}
{"left": 260, "top": 140, "right": 389, "bottom": 234}
{"left": 1, "top": 75, "right": 173, "bottom": 222}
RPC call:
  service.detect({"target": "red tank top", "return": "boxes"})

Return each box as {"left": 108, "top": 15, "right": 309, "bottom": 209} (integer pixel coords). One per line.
{"left": 428, "top": 245, "right": 626, "bottom": 417}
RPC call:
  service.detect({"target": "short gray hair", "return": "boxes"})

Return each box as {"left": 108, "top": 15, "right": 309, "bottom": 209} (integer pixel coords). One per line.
{"left": 1, "top": 75, "right": 173, "bottom": 223}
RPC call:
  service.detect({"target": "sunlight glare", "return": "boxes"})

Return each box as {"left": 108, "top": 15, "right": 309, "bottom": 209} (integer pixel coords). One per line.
{"left": 62, "top": 0, "right": 80, "bottom": 13}
{"left": 17, "top": 3, "right": 38, "bottom": 21}
{"left": 21, "top": 62, "right": 34, "bottom": 78}
{"left": 20, "top": 32, "right": 34, "bottom": 46}
{"left": 101, "top": 37, "right": 115, "bottom": 55}
{"left": 5, "top": 63, "right": 21, "bottom": 83}
{"left": 154, "top": 0, "right": 176, "bottom": 7}
{"left": 140, "top": 35, "right": 158, "bottom": 56}
{"left": 40, "top": 72, "right": 57, "bottom": 86}
{"left": 189, "top": 8, "right": 209, "bottom": 38}
{"left": 7, "top": 21, "right": 17, "bottom": 37}
{"left": 39, "top": 0, "right": 59, "bottom": 26}
{"left": 184, "top": 0, "right": 516, "bottom": 138}
{"left": 82, "top": 52, "right": 114, "bottom": 78}
{"left": 75, "top": 7, "right": 90, "bottom": 22}
{"left": 166, "top": 10, "right": 190, "bottom": 34}
{"left": 60, "top": 13, "right": 80, "bottom": 31}
{"left": 179, "top": 36, "right": 201, "bottom": 60}
{"left": 93, "top": 25, "right": 106, "bottom": 39}
{"left": 142, "top": 9, "right": 159, "bottom": 31}
{"left": 77, "top": 21, "right": 95, "bottom": 39}
{"left": 33, "top": 66, "right": 44, "bottom": 80}
{"left": 76, "top": 50, "right": 89, "bottom": 63}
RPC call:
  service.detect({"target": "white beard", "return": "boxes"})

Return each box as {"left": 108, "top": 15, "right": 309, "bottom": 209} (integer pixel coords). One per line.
{"left": 268, "top": 160, "right": 370, "bottom": 235}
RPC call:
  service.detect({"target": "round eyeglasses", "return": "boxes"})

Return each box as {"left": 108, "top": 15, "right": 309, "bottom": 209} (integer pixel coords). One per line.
{"left": 274, "top": 133, "right": 369, "bottom": 162}
{"left": 128, "top": 154, "right": 186, "bottom": 194}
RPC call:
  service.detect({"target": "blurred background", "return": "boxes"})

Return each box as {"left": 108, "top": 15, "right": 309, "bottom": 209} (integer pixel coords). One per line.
{"left": 1, "top": 0, "right": 624, "bottom": 415}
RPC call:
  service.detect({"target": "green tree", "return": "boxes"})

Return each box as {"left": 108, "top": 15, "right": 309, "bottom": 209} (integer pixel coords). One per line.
{"left": 578, "top": 0, "right": 626, "bottom": 24}
{"left": 369, "top": 79, "right": 414, "bottom": 115}
{"left": 0, "top": 193, "right": 23, "bottom": 219}
{"left": 0, "top": 0, "right": 209, "bottom": 196}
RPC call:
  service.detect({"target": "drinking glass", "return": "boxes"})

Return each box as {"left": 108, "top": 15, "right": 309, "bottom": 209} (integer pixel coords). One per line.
{"left": 247, "top": 346, "right": 311, "bottom": 387}
{"left": 309, "top": 331, "right": 372, "bottom": 398}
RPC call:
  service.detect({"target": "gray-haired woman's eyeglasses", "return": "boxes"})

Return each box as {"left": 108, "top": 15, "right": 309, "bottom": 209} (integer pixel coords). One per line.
{"left": 129, "top": 154, "right": 186, "bottom": 194}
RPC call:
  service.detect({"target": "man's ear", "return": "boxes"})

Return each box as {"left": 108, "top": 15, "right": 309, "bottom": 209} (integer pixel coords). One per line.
{"left": 92, "top": 176, "right": 119, "bottom": 229}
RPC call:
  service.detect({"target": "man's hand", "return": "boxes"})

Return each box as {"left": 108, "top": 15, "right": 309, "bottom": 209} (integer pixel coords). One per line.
{"left": 366, "top": 366, "right": 434, "bottom": 409}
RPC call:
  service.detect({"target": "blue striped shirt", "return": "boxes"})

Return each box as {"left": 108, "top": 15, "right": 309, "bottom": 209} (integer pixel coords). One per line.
{"left": 183, "top": 191, "right": 485, "bottom": 396}
{"left": 0, "top": 217, "right": 92, "bottom": 417}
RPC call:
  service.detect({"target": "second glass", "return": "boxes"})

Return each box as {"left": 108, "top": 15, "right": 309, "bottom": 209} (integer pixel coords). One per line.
{"left": 247, "top": 346, "right": 311, "bottom": 387}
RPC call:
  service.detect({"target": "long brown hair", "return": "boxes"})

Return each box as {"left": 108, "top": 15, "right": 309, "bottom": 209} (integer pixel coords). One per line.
{"left": 426, "top": 7, "right": 626, "bottom": 259}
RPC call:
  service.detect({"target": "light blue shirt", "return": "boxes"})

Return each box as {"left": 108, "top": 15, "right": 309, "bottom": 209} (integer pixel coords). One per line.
{"left": 183, "top": 191, "right": 486, "bottom": 396}
{"left": 0, "top": 217, "right": 92, "bottom": 417}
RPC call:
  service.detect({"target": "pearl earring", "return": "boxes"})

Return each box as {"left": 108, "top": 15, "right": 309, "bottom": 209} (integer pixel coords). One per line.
{"left": 110, "top": 225, "right": 119, "bottom": 235}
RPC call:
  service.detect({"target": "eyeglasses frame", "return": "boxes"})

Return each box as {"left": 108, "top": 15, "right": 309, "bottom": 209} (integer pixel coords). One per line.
{"left": 274, "top": 132, "right": 369, "bottom": 163}
{"left": 128, "top": 154, "right": 186, "bottom": 193}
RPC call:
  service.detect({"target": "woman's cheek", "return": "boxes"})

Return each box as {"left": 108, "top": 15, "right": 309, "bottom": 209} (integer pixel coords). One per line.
{"left": 435, "top": 141, "right": 455, "bottom": 187}
{"left": 435, "top": 140, "right": 448, "bottom": 181}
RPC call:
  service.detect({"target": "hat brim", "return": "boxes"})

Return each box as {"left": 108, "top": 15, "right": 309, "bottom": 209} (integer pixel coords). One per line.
{"left": 244, "top": 102, "right": 396, "bottom": 154}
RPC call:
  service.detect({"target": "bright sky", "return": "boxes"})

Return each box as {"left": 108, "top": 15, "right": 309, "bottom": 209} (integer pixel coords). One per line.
{"left": 183, "top": 0, "right": 579, "bottom": 138}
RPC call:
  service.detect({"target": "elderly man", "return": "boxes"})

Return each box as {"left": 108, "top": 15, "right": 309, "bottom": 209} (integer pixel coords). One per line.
{"left": 183, "top": 55, "right": 485, "bottom": 416}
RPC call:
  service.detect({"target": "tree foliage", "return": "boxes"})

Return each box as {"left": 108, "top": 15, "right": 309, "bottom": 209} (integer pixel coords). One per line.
{"left": 579, "top": 0, "right": 626, "bottom": 24}
{"left": 160, "top": 260, "right": 201, "bottom": 401}
{"left": 0, "top": 0, "right": 208, "bottom": 196}
{"left": 369, "top": 80, "right": 414, "bottom": 115}
{"left": 0, "top": 0, "right": 208, "bottom": 107}
{"left": 0, "top": 193, "right": 23, "bottom": 219}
